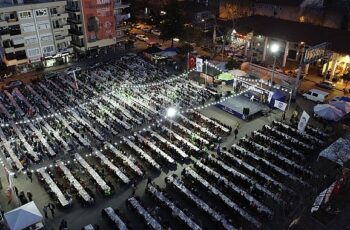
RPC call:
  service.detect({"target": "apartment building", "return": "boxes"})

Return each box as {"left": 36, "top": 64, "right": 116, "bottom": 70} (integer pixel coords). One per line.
{"left": 66, "top": 0, "right": 130, "bottom": 54}
{"left": 0, "top": 0, "right": 72, "bottom": 71}
{"left": 114, "top": 0, "right": 130, "bottom": 46}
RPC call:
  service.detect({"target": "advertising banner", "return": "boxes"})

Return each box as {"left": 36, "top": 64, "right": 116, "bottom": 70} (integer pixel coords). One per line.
{"left": 81, "top": 0, "right": 116, "bottom": 43}
{"left": 274, "top": 100, "right": 287, "bottom": 111}
{"left": 268, "top": 91, "right": 274, "bottom": 103}
{"left": 298, "top": 111, "right": 310, "bottom": 133}
{"left": 196, "top": 57, "right": 203, "bottom": 72}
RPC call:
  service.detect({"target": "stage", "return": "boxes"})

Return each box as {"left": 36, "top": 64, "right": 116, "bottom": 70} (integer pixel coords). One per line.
{"left": 215, "top": 95, "right": 268, "bottom": 120}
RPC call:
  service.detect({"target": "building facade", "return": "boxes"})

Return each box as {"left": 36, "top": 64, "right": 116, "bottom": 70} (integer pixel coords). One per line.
{"left": 219, "top": 0, "right": 350, "bottom": 30}
{"left": 114, "top": 0, "right": 130, "bottom": 46}
{"left": 66, "top": 0, "right": 130, "bottom": 55}
{"left": 0, "top": 0, "right": 72, "bottom": 71}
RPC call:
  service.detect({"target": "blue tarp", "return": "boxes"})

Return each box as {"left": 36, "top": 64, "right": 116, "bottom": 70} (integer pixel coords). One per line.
{"left": 338, "top": 96, "right": 350, "bottom": 102}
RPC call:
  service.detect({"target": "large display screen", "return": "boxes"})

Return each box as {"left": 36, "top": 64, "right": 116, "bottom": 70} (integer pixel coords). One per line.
{"left": 81, "top": 0, "right": 116, "bottom": 43}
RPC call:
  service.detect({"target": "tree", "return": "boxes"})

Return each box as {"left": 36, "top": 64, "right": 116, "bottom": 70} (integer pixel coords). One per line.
{"left": 343, "top": 71, "right": 350, "bottom": 89}
{"left": 159, "top": 0, "right": 184, "bottom": 47}
{"left": 226, "top": 58, "right": 241, "bottom": 70}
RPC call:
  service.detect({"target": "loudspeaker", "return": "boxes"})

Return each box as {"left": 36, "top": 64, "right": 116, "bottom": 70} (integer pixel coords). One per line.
{"left": 243, "top": 108, "right": 250, "bottom": 115}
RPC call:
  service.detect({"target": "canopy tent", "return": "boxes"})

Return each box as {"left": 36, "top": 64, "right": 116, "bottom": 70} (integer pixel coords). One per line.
{"left": 330, "top": 101, "right": 350, "bottom": 113}
{"left": 5, "top": 201, "right": 43, "bottom": 230}
{"left": 229, "top": 69, "right": 247, "bottom": 77}
{"left": 268, "top": 89, "right": 287, "bottom": 107}
{"left": 218, "top": 72, "right": 233, "bottom": 81}
{"left": 163, "top": 47, "right": 179, "bottom": 53}
{"left": 319, "top": 134, "right": 350, "bottom": 165}
{"left": 142, "top": 46, "right": 163, "bottom": 54}
{"left": 313, "top": 104, "right": 345, "bottom": 121}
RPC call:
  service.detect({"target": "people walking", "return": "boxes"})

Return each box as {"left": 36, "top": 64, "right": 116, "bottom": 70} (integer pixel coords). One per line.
{"left": 234, "top": 128, "right": 238, "bottom": 139}
{"left": 43, "top": 205, "right": 48, "bottom": 218}
{"left": 48, "top": 203, "right": 55, "bottom": 217}
{"left": 27, "top": 171, "right": 33, "bottom": 183}
{"left": 14, "top": 186, "right": 18, "bottom": 196}
{"left": 27, "top": 192, "right": 33, "bottom": 201}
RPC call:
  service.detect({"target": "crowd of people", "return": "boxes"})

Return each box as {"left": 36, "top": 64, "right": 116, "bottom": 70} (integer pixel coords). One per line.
{"left": 0, "top": 55, "right": 332, "bottom": 229}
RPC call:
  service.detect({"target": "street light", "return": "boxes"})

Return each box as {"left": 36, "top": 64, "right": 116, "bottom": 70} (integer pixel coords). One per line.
{"left": 167, "top": 107, "right": 177, "bottom": 141}
{"left": 201, "top": 18, "right": 207, "bottom": 33}
{"left": 204, "top": 60, "right": 208, "bottom": 85}
{"left": 167, "top": 107, "right": 177, "bottom": 118}
{"left": 270, "top": 43, "right": 279, "bottom": 88}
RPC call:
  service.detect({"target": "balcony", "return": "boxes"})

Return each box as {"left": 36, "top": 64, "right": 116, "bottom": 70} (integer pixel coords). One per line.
{"left": 51, "top": 13, "right": 69, "bottom": 19}
{"left": 65, "top": 6, "right": 80, "bottom": 13}
{"left": 58, "top": 46, "right": 73, "bottom": 53}
{"left": 67, "top": 17, "right": 82, "bottom": 24}
{"left": 56, "top": 36, "right": 72, "bottom": 43}
{"left": 69, "top": 28, "right": 83, "bottom": 36}
{"left": 53, "top": 24, "right": 70, "bottom": 31}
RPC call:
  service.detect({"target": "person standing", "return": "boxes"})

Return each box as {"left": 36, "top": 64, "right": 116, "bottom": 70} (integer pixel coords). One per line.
{"left": 27, "top": 171, "right": 33, "bottom": 183}
{"left": 14, "top": 186, "right": 18, "bottom": 196}
{"left": 49, "top": 203, "right": 55, "bottom": 217}
{"left": 234, "top": 128, "right": 238, "bottom": 139}
{"left": 27, "top": 192, "right": 33, "bottom": 201}
{"left": 43, "top": 205, "right": 48, "bottom": 218}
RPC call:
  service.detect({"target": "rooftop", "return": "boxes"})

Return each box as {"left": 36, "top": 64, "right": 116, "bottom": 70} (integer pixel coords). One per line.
{"left": 227, "top": 15, "right": 350, "bottom": 54}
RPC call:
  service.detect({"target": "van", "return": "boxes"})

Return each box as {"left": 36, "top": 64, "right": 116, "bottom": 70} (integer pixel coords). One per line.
{"left": 302, "top": 89, "right": 329, "bottom": 103}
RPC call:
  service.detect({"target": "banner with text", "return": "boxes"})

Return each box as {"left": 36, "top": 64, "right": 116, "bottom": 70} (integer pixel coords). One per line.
{"left": 196, "top": 57, "right": 203, "bottom": 72}
{"left": 298, "top": 111, "right": 310, "bottom": 132}
{"left": 274, "top": 100, "right": 287, "bottom": 111}
{"left": 82, "top": 0, "right": 116, "bottom": 43}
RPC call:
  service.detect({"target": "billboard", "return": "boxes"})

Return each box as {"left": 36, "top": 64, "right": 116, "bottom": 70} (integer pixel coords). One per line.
{"left": 81, "top": 0, "right": 116, "bottom": 43}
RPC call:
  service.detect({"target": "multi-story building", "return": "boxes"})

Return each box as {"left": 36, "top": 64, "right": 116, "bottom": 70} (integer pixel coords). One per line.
{"left": 0, "top": 0, "right": 72, "bottom": 71}
{"left": 219, "top": 0, "right": 350, "bottom": 30}
{"left": 114, "top": 0, "right": 130, "bottom": 46}
{"left": 67, "top": 0, "right": 130, "bottom": 55}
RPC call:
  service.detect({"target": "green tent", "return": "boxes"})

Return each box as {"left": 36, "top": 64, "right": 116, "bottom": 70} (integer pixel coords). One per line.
{"left": 218, "top": 72, "right": 234, "bottom": 81}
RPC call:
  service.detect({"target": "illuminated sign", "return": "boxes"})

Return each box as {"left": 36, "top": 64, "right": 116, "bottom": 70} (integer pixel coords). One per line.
{"left": 303, "top": 43, "right": 331, "bottom": 64}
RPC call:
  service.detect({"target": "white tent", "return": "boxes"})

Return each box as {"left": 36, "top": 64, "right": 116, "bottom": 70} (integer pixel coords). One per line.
{"left": 4, "top": 202, "right": 43, "bottom": 230}
{"left": 330, "top": 100, "right": 350, "bottom": 113}
{"left": 314, "top": 104, "right": 345, "bottom": 121}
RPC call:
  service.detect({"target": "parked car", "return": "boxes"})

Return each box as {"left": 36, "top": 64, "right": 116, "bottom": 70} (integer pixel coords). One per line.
{"left": 147, "top": 42, "right": 161, "bottom": 48}
{"left": 142, "top": 26, "right": 152, "bottom": 33}
{"left": 302, "top": 89, "right": 329, "bottom": 103}
{"left": 151, "top": 29, "right": 161, "bottom": 36}
{"left": 316, "top": 80, "right": 335, "bottom": 90}
{"left": 136, "top": 34, "right": 149, "bottom": 41}
{"left": 4, "top": 80, "right": 23, "bottom": 90}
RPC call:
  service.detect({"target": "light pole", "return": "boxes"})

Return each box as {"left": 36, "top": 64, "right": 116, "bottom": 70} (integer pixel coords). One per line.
{"left": 270, "top": 43, "right": 279, "bottom": 88}
{"left": 167, "top": 107, "right": 177, "bottom": 141}
{"left": 202, "top": 18, "right": 207, "bottom": 47}
{"left": 202, "top": 18, "right": 207, "bottom": 33}
{"left": 204, "top": 60, "right": 208, "bottom": 85}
